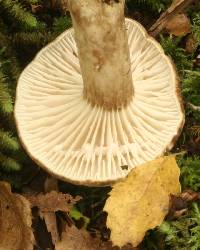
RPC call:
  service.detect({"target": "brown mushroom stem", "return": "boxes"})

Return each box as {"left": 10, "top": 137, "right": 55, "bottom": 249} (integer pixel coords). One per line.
{"left": 68, "top": 0, "right": 133, "bottom": 110}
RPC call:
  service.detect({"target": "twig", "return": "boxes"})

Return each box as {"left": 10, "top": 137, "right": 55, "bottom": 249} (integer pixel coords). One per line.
{"left": 188, "top": 102, "right": 200, "bottom": 111}
{"left": 149, "top": 0, "right": 195, "bottom": 37}
{"left": 172, "top": 151, "right": 187, "bottom": 157}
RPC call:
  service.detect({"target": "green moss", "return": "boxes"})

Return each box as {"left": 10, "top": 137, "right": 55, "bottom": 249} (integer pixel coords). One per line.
{"left": 160, "top": 35, "right": 193, "bottom": 71}
{"left": 0, "top": 0, "right": 37, "bottom": 28}
{"left": 160, "top": 203, "right": 200, "bottom": 250}
{"left": 178, "top": 156, "right": 200, "bottom": 191}
{"left": 192, "top": 13, "right": 200, "bottom": 45}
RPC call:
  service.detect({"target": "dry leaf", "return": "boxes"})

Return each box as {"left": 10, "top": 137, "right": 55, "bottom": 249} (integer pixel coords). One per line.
{"left": 104, "top": 156, "right": 181, "bottom": 248}
{"left": 166, "top": 190, "right": 200, "bottom": 219}
{"left": 42, "top": 177, "right": 60, "bottom": 244}
{"left": 42, "top": 212, "right": 60, "bottom": 244}
{"left": 181, "top": 190, "right": 200, "bottom": 202}
{"left": 55, "top": 225, "right": 112, "bottom": 250}
{"left": 165, "top": 14, "right": 191, "bottom": 36}
{"left": 0, "top": 182, "right": 34, "bottom": 250}
{"left": 170, "top": 194, "right": 188, "bottom": 211}
{"left": 149, "top": 0, "right": 194, "bottom": 37}
{"left": 27, "top": 180, "right": 80, "bottom": 245}
{"left": 31, "top": 4, "right": 43, "bottom": 14}
{"left": 167, "top": 194, "right": 188, "bottom": 219}
{"left": 27, "top": 190, "right": 81, "bottom": 212}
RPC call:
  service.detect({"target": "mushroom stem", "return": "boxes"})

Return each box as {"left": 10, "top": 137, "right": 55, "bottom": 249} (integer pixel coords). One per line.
{"left": 68, "top": 0, "right": 133, "bottom": 110}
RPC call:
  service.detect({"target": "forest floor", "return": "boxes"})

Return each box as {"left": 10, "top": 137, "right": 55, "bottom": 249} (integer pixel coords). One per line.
{"left": 0, "top": 0, "right": 200, "bottom": 249}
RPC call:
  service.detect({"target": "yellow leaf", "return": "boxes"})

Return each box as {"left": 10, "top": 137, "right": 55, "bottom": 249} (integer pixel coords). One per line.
{"left": 55, "top": 225, "right": 112, "bottom": 250}
{"left": 104, "top": 156, "right": 181, "bottom": 248}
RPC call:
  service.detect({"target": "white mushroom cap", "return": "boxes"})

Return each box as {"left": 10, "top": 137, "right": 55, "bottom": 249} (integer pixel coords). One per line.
{"left": 15, "top": 19, "right": 184, "bottom": 186}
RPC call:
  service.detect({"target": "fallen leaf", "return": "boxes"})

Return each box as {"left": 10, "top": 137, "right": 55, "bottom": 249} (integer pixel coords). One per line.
{"left": 149, "top": 0, "right": 194, "bottom": 37}
{"left": 55, "top": 225, "right": 112, "bottom": 250}
{"left": 166, "top": 190, "right": 200, "bottom": 219}
{"left": 27, "top": 178, "right": 80, "bottom": 245}
{"left": 165, "top": 14, "right": 191, "bottom": 36}
{"left": 43, "top": 177, "right": 60, "bottom": 244}
{"left": 104, "top": 156, "right": 181, "bottom": 248}
{"left": 0, "top": 182, "right": 34, "bottom": 250}
{"left": 27, "top": 190, "right": 81, "bottom": 213}
{"left": 167, "top": 194, "right": 188, "bottom": 219}
{"left": 31, "top": 4, "right": 43, "bottom": 14}
{"left": 170, "top": 194, "right": 188, "bottom": 211}
{"left": 55, "top": 226, "right": 138, "bottom": 250}
{"left": 180, "top": 190, "right": 200, "bottom": 202}
{"left": 42, "top": 212, "right": 59, "bottom": 244}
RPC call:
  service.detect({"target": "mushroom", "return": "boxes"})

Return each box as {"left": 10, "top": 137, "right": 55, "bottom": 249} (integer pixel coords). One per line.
{"left": 15, "top": 0, "right": 184, "bottom": 186}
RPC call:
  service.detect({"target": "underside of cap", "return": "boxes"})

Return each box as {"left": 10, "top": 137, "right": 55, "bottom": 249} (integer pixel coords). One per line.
{"left": 15, "top": 18, "right": 184, "bottom": 186}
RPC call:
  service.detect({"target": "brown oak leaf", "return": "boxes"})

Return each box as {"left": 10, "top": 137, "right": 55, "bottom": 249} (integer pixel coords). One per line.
{"left": 27, "top": 190, "right": 81, "bottom": 213}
